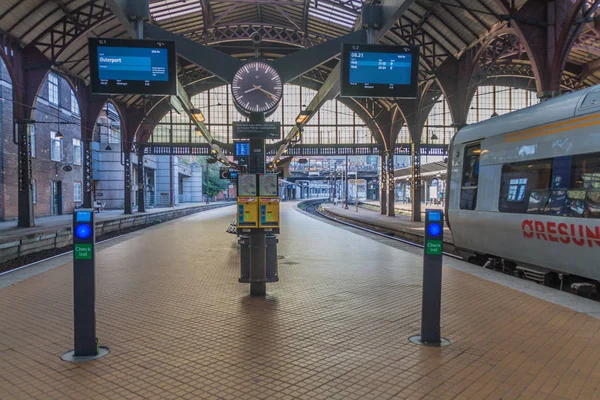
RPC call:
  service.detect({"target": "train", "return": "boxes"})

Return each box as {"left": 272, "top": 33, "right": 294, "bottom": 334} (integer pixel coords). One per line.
{"left": 447, "top": 84, "right": 600, "bottom": 293}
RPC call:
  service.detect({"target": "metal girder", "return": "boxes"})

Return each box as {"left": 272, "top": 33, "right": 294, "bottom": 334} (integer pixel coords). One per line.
{"left": 30, "top": 1, "right": 113, "bottom": 62}
{"left": 144, "top": 22, "right": 243, "bottom": 83}
{"left": 273, "top": 0, "right": 416, "bottom": 162}
{"left": 272, "top": 30, "right": 366, "bottom": 83}
{"left": 105, "top": 0, "right": 149, "bottom": 39}
{"left": 192, "top": 24, "right": 327, "bottom": 48}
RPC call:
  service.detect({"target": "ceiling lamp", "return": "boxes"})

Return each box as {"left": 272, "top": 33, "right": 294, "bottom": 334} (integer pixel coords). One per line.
{"left": 195, "top": 127, "right": 203, "bottom": 136}
{"left": 55, "top": 131, "right": 64, "bottom": 139}
{"left": 190, "top": 108, "right": 205, "bottom": 123}
{"left": 295, "top": 110, "right": 310, "bottom": 126}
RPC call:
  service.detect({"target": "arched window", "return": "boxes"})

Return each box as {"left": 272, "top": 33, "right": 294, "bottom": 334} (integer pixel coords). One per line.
{"left": 467, "top": 85, "right": 538, "bottom": 124}
{"left": 150, "top": 84, "right": 371, "bottom": 145}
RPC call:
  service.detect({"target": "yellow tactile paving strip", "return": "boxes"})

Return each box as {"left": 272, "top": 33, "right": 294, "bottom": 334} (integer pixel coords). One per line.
{"left": 0, "top": 203, "right": 599, "bottom": 400}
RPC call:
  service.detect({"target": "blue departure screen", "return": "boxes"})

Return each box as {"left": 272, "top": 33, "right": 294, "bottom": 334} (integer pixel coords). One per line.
{"left": 349, "top": 52, "right": 412, "bottom": 85}
{"left": 236, "top": 142, "right": 250, "bottom": 156}
{"left": 98, "top": 46, "right": 168, "bottom": 82}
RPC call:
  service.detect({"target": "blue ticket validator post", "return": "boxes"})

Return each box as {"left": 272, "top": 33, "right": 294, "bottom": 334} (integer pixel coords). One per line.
{"left": 62, "top": 210, "right": 109, "bottom": 361}
{"left": 410, "top": 209, "right": 450, "bottom": 346}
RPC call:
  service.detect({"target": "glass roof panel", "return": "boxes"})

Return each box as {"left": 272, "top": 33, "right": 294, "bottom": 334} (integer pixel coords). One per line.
{"left": 150, "top": 0, "right": 202, "bottom": 22}
{"left": 309, "top": 0, "right": 361, "bottom": 29}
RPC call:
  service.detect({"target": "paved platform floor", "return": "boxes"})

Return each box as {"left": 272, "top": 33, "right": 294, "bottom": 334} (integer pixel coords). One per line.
{"left": 323, "top": 203, "right": 453, "bottom": 244}
{"left": 0, "top": 202, "right": 231, "bottom": 241}
{"left": 1, "top": 202, "right": 600, "bottom": 399}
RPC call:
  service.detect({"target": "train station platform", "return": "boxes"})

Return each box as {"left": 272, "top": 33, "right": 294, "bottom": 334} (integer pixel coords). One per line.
{"left": 0, "top": 202, "right": 233, "bottom": 270}
{"left": 1, "top": 202, "right": 600, "bottom": 399}
{"left": 321, "top": 202, "right": 454, "bottom": 248}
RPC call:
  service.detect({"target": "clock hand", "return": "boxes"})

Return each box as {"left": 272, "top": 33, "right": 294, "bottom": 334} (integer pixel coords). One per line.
{"left": 245, "top": 86, "right": 260, "bottom": 93}
{"left": 255, "top": 86, "right": 277, "bottom": 99}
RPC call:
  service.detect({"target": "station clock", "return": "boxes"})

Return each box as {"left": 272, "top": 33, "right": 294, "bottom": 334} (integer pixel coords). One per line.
{"left": 231, "top": 61, "right": 282, "bottom": 117}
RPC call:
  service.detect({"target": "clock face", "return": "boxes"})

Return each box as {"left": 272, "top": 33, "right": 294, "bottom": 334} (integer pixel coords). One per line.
{"left": 231, "top": 61, "right": 282, "bottom": 115}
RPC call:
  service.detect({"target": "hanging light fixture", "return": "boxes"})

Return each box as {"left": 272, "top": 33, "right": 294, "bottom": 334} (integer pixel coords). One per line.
{"left": 55, "top": 107, "right": 63, "bottom": 139}
{"left": 195, "top": 127, "right": 203, "bottom": 136}
{"left": 105, "top": 144, "right": 112, "bottom": 151}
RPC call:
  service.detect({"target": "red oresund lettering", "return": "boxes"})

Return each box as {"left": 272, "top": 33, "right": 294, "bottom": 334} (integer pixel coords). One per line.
{"left": 522, "top": 220, "right": 534, "bottom": 238}
{"left": 534, "top": 221, "right": 547, "bottom": 241}
{"left": 558, "top": 223, "right": 570, "bottom": 244}
{"left": 546, "top": 222, "right": 558, "bottom": 242}
{"left": 571, "top": 224, "right": 585, "bottom": 246}
{"left": 586, "top": 226, "right": 600, "bottom": 248}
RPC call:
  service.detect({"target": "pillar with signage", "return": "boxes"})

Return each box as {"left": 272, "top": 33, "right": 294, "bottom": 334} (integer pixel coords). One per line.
{"left": 409, "top": 209, "right": 450, "bottom": 347}
{"left": 62, "top": 209, "right": 109, "bottom": 361}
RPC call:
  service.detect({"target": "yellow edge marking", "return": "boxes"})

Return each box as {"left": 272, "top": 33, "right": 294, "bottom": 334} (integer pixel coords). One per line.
{"left": 504, "top": 119, "right": 600, "bottom": 143}
{"left": 504, "top": 113, "right": 600, "bottom": 139}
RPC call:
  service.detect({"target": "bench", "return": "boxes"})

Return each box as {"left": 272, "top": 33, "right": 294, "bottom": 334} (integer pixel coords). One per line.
{"left": 94, "top": 201, "right": 106, "bottom": 213}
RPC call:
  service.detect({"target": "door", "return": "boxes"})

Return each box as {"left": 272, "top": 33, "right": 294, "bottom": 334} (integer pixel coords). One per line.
{"left": 51, "top": 181, "right": 63, "bottom": 215}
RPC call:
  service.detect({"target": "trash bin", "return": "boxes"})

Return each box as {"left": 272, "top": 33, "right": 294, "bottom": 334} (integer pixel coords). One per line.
{"left": 266, "top": 234, "right": 279, "bottom": 283}
{"left": 238, "top": 234, "right": 250, "bottom": 283}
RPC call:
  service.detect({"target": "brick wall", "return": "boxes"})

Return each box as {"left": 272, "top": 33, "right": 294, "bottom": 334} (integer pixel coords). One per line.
{"left": 1, "top": 68, "right": 84, "bottom": 220}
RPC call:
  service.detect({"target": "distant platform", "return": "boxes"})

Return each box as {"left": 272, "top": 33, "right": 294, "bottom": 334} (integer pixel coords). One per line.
{"left": 0, "top": 202, "right": 599, "bottom": 399}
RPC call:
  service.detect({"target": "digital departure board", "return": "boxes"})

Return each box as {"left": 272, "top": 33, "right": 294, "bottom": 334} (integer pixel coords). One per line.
{"left": 340, "top": 43, "right": 419, "bottom": 99}
{"left": 88, "top": 38, "right": 177, "bottom": 96}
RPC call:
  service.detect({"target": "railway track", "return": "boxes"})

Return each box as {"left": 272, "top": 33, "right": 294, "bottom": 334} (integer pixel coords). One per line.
{"left": 300, "top": 199, "right": 599, "bottom": 301}
{"left": 301, "top": 200, "right": 461, "bottom": 260}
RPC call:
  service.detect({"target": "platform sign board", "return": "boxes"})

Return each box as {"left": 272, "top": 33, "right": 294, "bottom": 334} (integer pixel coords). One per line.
{"left": 237, "top": 174, "right": 257, "bottom": 196}
{"left": 259, "top": 174, "right": 278, "bottom": 196}
{"left": 233, "top": 122, "right": 281, "bottom": 139}
{"left": 348, "top": 179, "right": 366, "bottom": 185}
{"left": 88, "top": 38, "right": 177, "bottom": 96}
{"left": 340, "top": 43, "right": 419, "bottom": 99}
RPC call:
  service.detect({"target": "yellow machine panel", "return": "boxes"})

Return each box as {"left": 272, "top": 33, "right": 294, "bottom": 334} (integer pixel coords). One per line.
{"left": 259, "top": 197, "right": 280, "bottom": 228}
{"left": 237, "top": 197, "right": 258, "bottom": 228}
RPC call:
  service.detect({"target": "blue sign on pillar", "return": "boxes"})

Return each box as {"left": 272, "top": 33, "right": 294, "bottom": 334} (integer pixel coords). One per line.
{"left": 409, "top": 209, "right": 450, "bottom": 347}
{"left": 62, "top": 210, "right": 109, "bottom": 361}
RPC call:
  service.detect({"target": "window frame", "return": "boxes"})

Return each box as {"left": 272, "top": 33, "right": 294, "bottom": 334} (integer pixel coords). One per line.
{"left": 70, "top": 91, "right": 80, "bottom": 116}
{"left": 50, "top": 130, "right": 63, "bottom": 162}
{"left": 30, "top": 124, "right": 36, "bottom": 158}
{"left": 48, "top": 73, "right": 59, "bottom": 106}
{"left": 74, "top": 182, "right": 82, "bottom": 202}
{"left": 73, "top": 138, "right": 82, "bottom": 166}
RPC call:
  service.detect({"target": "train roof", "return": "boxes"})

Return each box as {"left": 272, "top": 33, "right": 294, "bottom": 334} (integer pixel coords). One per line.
{"left": 453, "top": 84, "right": 600, "bottom": 145}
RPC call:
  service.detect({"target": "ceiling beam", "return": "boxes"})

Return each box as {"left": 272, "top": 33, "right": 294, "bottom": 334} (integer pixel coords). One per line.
{"left": 274, "top": 4, "right": 302, "bottom": 31}
{"left": 200, "top": 0, "right": 214, "bottom": 29}
{"left": 144, "top": 22, "right": 243, "bottom": 83}
{"left": 272, "top": 0, "right": 417, "bottom": 162}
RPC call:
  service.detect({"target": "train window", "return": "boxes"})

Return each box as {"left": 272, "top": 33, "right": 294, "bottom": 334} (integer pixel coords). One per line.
{"left": 548, "top": 190, "right": 567, "bottom": 215}
{"left": 566, "top": 190, "right": 586, "bottom": 217}
{"left": 586, "top": 191, "right": 600, "bottom": 218}
{"left": 507, "top": 179, "right": 527, "bottom": 201}
{"left": 571, "top": 153, "right": 600, "bottom": 190}
{"left": 499, "top": 160, "right": 552, "bottom": 213}
{"left": 460, "top": 144, "right": 480, "bottom": 210}
{"left": 526, "top": 190, "right": 550, "bottom": 214}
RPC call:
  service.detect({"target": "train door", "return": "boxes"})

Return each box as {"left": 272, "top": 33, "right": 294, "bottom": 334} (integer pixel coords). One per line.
{"left": 459, "top": 143, "right": 481, "bottom": 210}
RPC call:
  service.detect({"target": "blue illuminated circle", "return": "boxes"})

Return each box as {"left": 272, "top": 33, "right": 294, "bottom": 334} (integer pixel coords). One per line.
{"left": 75, "top": 224, "right": 92, "bottom": 240}
{"left": 427, "top": 223, "right": 442, "bottom": 237}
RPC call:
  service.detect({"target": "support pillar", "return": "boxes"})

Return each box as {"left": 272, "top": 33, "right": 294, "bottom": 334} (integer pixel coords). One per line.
{"left": 249, "top": 134, "right": 266, "bottom": 296}
{"left": 379, "top": 154, "right": 387, "bottom": 215}
{"left": 411, "top": 142, "right": 422, "bottom": 222}
{"left": 83, "top": 139, "right": 93, "bottom": 209}
{"left": 16, "top": 121, "right": 34, "bottom": 227}
{"left": 124, "top": 149, "right": 132, "bottom": 214}
{"left": 386, "top": 151, "right": 395, "bottom": 217}
{"left": 137, "top": 145, "right": 145, "bottom": 212}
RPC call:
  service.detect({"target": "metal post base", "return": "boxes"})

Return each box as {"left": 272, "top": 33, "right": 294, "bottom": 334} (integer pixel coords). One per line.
{"left": 408, "top": 336, "right": 450, "bottom": 347}
{"left": 250, "top": 282, "right": 266, "bottom": 296}
{"left": 61, "top": 346, "right": 110, "bottom": 362}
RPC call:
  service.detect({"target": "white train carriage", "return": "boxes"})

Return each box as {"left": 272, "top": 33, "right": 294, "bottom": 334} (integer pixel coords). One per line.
{"left": 447, "top": 85, "right": 600, "bottom": 286}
